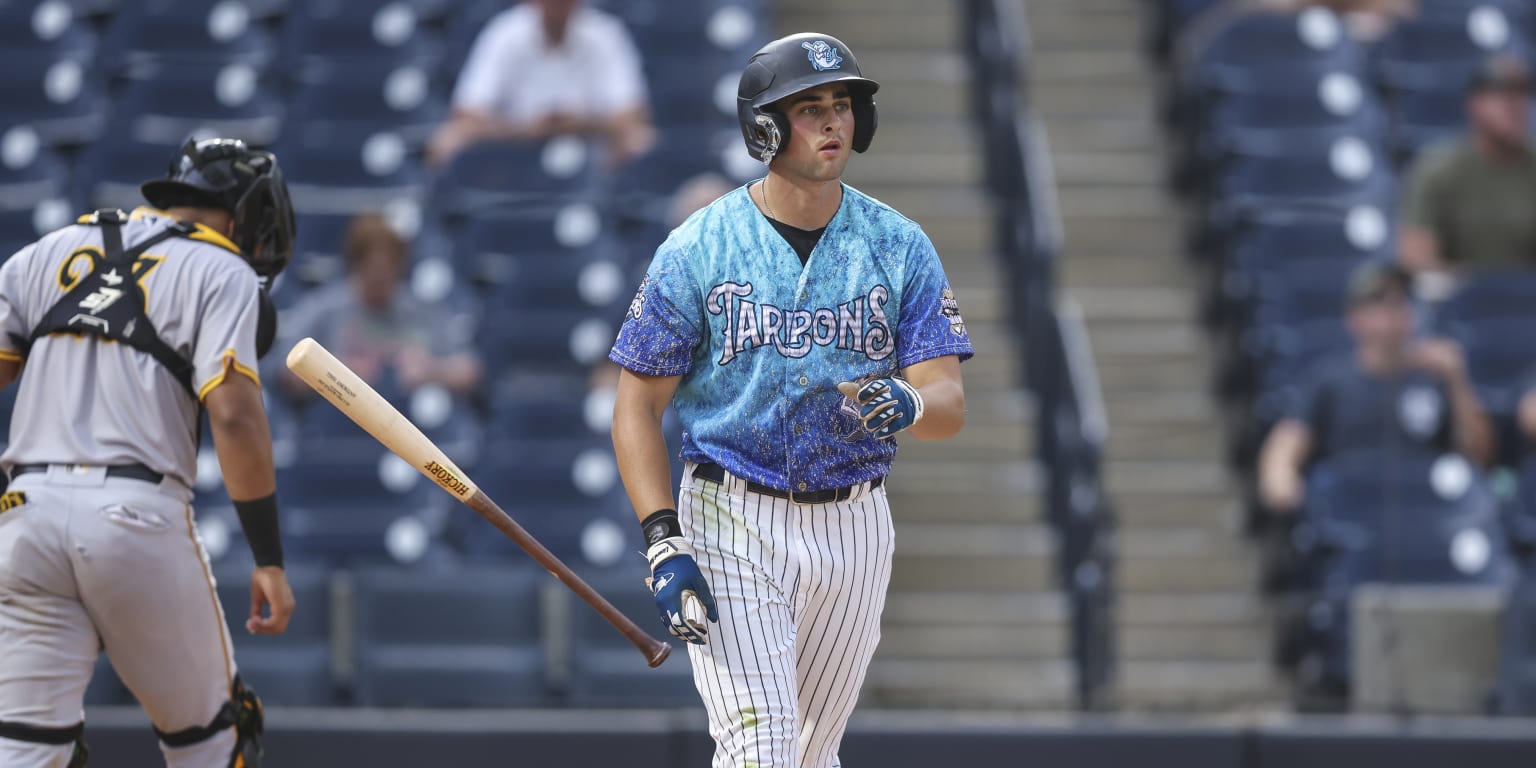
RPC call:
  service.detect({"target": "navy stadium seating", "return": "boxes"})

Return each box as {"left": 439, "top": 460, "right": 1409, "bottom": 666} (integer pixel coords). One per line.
{"left": 564, "top": 568, "right": 699, "bottom": 707}
{"left": 111, "top": 62, "right": 285, "bottom": 148}
{"left": 349, "top": 565, "right": 548, "bottom": 707}
{"left": 214, "top": 563, "right": 337, "bottom": 705}
{"left": 97, "top": 0, "right": 277, "bottom": 72}
{"left": 286, "top": 60, "right": 446, "bottom": 146}
{"left": 0, "top": 54, "right": 105, "bottom": 147}
{"left": 0, "top": 0, "right": 98, "bottom": 60}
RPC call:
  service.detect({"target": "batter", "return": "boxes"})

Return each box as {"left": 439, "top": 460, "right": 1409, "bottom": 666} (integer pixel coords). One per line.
{"left": 610, "top": 33, "right": 973, "bottom": 768}
{"left": 0, "top": 138, "right": 296, "bottom": 767}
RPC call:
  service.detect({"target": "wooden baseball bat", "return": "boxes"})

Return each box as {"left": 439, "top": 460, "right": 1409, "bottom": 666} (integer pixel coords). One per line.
{"left": 285, "top": 337, "right": 672, "bottom": 668}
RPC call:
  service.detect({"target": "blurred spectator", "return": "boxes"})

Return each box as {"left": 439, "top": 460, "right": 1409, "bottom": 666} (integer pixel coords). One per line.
{"left": 1258, "top": 262, "right": 1494, "bottom": 513}
{"left": 427, "top": 0, "right": 655, "bottom": 168}
{"left": 1522, "top": 374, "right": 1536, "bottom": 446}
{"left": 1399, "top": 54, "right": 1536, "bottom": 274}
{"left": 668, "top": 172, "right": 736, "bottom": 229}
{"left": 279, "top": 214, "right": 482, "bottom": 400}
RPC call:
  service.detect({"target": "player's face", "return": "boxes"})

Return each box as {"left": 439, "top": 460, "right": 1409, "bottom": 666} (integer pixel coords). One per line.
{"left": 773, "top": 84, "right": 854, "bottom": 182}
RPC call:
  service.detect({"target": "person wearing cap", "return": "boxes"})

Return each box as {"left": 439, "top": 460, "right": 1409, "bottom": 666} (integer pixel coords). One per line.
{"left": 1258, "top": 261, "right": 1494, "bottom": 513}
{"left": 1399, "top": 53, "right": 1536, "bottom": 273}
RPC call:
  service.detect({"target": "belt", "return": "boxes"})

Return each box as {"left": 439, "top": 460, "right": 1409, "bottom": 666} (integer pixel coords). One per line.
{"left": 10, "top": 463, "right": 164, "bottom": 484}
{"left": 692, "top": 462, "right": 882, "bottom": 505}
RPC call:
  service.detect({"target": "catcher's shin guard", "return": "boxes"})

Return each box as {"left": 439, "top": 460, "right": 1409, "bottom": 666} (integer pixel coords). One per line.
{"left": 153, "top": 675, "right": 264, "bottom": 767}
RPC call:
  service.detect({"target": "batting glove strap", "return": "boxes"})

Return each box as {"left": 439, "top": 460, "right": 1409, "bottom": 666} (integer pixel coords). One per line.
{"left": 645, "top": 535, "right": 695, "bottom": 572}
{"left": 855, "top": 377, "right": 925, "bottom": 440}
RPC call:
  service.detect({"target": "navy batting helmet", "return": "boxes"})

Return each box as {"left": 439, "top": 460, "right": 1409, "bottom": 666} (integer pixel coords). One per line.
{"left": 141, "top": 137, "right": 295, "bottom": 283}
{"left": 737, "top": 33, "right": 880, "bottom": 164}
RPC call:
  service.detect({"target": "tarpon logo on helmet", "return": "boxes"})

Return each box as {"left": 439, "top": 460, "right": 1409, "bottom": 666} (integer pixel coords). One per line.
{"left": 802, "top": 40, "right": 843, "bottom": 72}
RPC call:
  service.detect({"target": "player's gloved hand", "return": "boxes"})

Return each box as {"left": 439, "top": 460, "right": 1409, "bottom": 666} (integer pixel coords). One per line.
{"left": 645, "top": 535, "right": 718, "bottom": 644}
{"left": 838, "top": 378, "right": 925, "bottom": 440}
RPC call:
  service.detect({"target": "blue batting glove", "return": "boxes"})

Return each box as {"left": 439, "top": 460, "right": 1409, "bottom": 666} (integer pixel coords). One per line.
{"left": 839, "top": 377, "right": 925, "bottom": 440}
{"left": 645, "top": 537, "right": 719, "bottom": 644}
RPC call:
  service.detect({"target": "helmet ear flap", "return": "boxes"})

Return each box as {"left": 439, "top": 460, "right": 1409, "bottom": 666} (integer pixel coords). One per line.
{"left": 852, "top": 96, "right": 878, "bottom": 153}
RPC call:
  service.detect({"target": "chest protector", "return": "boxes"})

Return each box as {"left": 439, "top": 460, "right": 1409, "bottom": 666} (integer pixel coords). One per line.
{"left": 27, "top": 210, "right": 197, "bottom": 396}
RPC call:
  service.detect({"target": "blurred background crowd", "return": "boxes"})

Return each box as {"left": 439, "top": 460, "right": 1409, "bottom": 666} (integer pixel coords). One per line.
{"left": 6, "top": 0, "right": 1536, "bottom": 734}
{"left": 1156, "top": 0, "right": 1536, "bottom": 711}
{"left": 0, "top": 0, "right": 765, "bottom": 710}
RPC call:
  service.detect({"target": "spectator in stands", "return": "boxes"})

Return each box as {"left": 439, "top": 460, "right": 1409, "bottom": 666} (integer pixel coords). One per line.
{"left": 278, "top": 214, "right": 482, "bottom": 400}
{"left": 1399, "top": 54, "right": 1536, "bottom": 274}
{"left": 1522, "top": 376, "right": 1536, "bottom": 447}
{"left": 1258, "top": 262, "right": 1494, "bottom": 513}
{"left": 427, "top": 0, "right": 655, "bottom": 168}
{"left": 667, "top": 172, "right": 736, "bottom": 229}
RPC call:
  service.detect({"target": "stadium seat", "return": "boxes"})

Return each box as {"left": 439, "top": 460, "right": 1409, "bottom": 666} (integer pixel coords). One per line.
{"left": 1439, "top": 271, "right": 1536, "bottom": 419}
{"left": 0, "top": 54, "right": 106, "bottom": 147}
{"left": 430, "top": 138, "right": 603, "bottom": 216}
{"left": 214, "top": 563, "right": 337, "bottom": 705}
{"left": 1186, "top": 7, "right": 1367, "bottom": 105}
{"left": 286, "top": 60, "right": 446, "bottom": 146}
{"left": 98, "top": 0, "right": 277, "bottom": 72}
{"left": 72, "top": 138, "right": 179, "bottom": 210}
{"left": 282, "top": 0, "right": 444, "bottom": 75}
{"left": 1373, "top": 2, "right": 1531, "bottom": 93}
{"left": 474, "top": 251, "right": 628, "bottom": 313}
{"left": 0, "top": 129, "right": 75, "bottom": 256}
{"left": 0, "top": 0, "right": 97, "bottom": 60}
{"left": 486, "top": 389, "right": 612, "bottom": 444}
{"left": 452, "top": 437, "right": 631, "bottom": 565}
{"left": 1193, "top": 71, "right": 1389, "bottom": 178}
{"left": 278, "top": 440, "right": 446, "bottom": 566}
{"left": 111, "top": 62, "right": 285, "bottom": 148}
{"left": 476, "top": 306, "right": 620, "bottom": 382}
{"left": 1293, "top": 452, "right": 1515, "bottom": 693}
{"left": 454, "top": 204, "right": 614, "bottom": 271}
{"left": 563, "top": 567, "right": 699, "bottom": 707}
{"left": 275, "top": 124, "right": 426, "bottom": 215}
{"left": 349, "top": 564, "right": 549, "bottom": 707}
{"left": 1494, "top": 562, "right": 1536, "bottom": 714}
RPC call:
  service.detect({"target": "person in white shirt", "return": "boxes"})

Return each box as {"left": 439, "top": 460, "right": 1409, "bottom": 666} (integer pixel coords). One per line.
{"left": 428, "top": 0, "right": 656, "bottom": 168}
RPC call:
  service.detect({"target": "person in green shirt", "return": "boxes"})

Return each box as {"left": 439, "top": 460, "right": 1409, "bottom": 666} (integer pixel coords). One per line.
{"left": 1399, "top": 54, "right": 1536, "bottom": 273}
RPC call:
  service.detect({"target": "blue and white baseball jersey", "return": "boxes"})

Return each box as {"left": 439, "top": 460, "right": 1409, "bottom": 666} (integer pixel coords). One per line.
{"left": 610, "top": 183, "right": 973, "bottom": 493}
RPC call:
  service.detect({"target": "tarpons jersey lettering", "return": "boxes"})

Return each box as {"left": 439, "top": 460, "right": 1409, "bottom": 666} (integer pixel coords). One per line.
{"left": 707, "top": 281, "right": 894, "bottom": 364}
{"left": 609, "top": 184, "right": 973, "bottom": 492}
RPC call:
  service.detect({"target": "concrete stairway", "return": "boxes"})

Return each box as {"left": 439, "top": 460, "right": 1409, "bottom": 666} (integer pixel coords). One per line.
{"left": 1023, "top": 0, "right": 1289, "bottom": 710}
{"left": 774, "top": 0, "right": 1074, "bottom": 708}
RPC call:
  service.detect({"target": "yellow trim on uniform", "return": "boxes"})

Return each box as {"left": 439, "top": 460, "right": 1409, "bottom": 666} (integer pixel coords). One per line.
{"left": 197, "top": 348, "right": 262, "bottom": 402}
{"left": 182, "top": 503, "right": 238, "bottom": 709}
{"left": 187, "top": 226, "right": 240, "bottom": 255}
{"left": 131, "top": 207, "right": 242, "bottom": 255}
{"left": 56, "top": 246, "right": 101, "bottom": 292}
{"left": 0, "top": 349, "right": 23, "bottom": 363}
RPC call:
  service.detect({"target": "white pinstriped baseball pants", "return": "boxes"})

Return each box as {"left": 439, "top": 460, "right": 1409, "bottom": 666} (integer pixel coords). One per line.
{"left": 678, "top": 462, "right": 895, "bottom": 768}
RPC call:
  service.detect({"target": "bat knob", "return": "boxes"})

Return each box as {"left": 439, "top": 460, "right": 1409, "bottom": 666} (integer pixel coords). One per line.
{"left": 647, "top": 641, "right": 673, "bottom": 668}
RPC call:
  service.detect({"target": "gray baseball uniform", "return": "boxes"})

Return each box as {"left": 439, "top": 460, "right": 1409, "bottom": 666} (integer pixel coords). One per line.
{"left": 0, "top": 207, "right": 263, "bottom": 767}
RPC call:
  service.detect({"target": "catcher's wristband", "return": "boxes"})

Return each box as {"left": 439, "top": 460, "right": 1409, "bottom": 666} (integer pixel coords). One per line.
{"left": 233, "top": 493, "right": 284, "bottom": 568}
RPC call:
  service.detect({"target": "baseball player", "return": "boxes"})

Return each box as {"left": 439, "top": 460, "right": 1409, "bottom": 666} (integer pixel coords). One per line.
{"left": 0, "top": 138, "right": 296, "bottom": 767}
{"left": 610, "top": 33, "right": 973, "bottom": 767}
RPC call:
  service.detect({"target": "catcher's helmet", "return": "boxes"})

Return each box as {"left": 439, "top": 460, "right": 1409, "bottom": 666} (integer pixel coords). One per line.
{"left": 737, "top": 33, "right": 879, "bottom": 164}
{"left": 141, "top": 137, "right": 295, "bottom": 283}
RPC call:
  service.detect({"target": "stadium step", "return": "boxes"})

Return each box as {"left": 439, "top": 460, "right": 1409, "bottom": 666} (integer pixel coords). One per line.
{"left": 775, "top": 0, "right": 1073, "bottom": 710}
{"left": 1024, "top": 0, "right": 1287, "bottom": 711}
